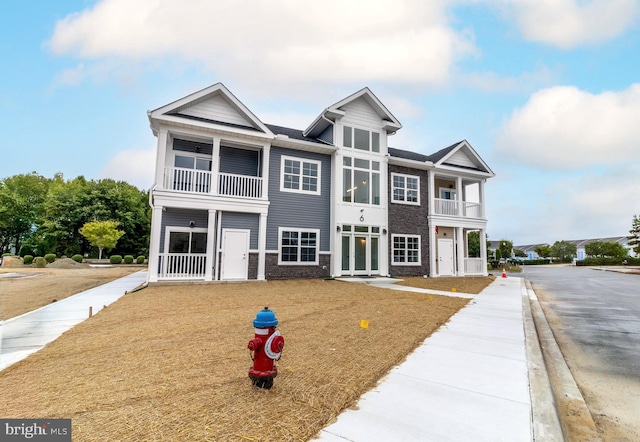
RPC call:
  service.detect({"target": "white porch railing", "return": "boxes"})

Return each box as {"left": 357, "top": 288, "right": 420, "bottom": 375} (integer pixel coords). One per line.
{"left": 464, "top": 258, "right": 485, "bottom": 275}
{"left": 163, "top": 167, "right": 263, "bottom": 199}
{"left": 164, "top": 167, "right": 212, "bottom": 194}
{"left": 434, "top": 198, "right": 483, "bottom": 218}
{"left": 158, "top": 253, "right": 207, "bottom": 279}
{"left": 218, "top": 172, "right": 263, "bottom": 199}
{"left": 434, "top": 198, "right": 459, "bottom": 216}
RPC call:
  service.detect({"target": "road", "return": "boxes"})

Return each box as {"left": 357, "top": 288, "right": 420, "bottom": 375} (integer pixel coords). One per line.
{"left": 522, "top": 265, "right": 640, "bottom": 441}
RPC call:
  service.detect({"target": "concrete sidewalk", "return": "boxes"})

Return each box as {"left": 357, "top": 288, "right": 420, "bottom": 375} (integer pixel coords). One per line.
{"left": 0, "top": 271, "right": 148, "bottom": 371}
{"left": 316, "top": 276, "right": 543, "bottom": 442}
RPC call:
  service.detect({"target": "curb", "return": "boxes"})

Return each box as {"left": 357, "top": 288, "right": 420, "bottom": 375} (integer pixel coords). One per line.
{"left": 524, "top": 280, "right": 602, "bottom": 442}
{"left": 520, "top": 279, "right": 564, "bottom": 441}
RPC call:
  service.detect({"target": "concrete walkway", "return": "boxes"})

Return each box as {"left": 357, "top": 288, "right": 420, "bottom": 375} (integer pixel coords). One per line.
{"left": 316, "top": 276, "right": 537, "bottom": 442}
{"left": 0, "top": 271, "right": 148, "bottom": 371}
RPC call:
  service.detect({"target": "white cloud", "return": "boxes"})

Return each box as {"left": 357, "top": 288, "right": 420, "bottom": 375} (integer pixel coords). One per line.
{"left": 460, "top": 67, "right": 555, "bottom": 93}
{"left": 47, "top": 0, "right": 475, "bottom": 95}
{"left": 495, "top": 84, "right": 640, "bottom": 169}
{"left": 491, "top": 0, "right": 640, "bottom": 48}
{"left": 100, "top": 147, "right": 156, "bottom": 190}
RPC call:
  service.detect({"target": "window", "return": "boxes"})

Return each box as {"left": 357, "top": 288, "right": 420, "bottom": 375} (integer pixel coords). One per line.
{"left": 173, "top": 154, "right": 212, "bottom": 193}
{"left": 392, "top": 173, "right": 420, "bottom": 205}
{"left": 342, "top": 156, "right": 380, "bottom": 205}
{"left": 278, "top": 228, "right": 319, "bottom": 265}
{"left": 392, "top": 235, "right": 421, "bottom": 265}
{"left": 281, "top": 156, "right": 321, "bottom": 194}
{"left": 343, "top": 126, "right": 380, "bottom": 153}
{"left": 166, "top": 229, "right": 207, "bottom": 254}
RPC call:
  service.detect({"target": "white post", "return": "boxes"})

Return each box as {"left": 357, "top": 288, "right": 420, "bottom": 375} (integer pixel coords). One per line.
{"left": 154, "top": 130, "right": 169, "bottom": 189}
{"left": 211, "top": 137, "right": 220, "bottom": 196}
{"left": 429, "top": 225, "right": 437, "bottom": 277}
{"left": 205, "top": 209, "right": 216, "bottom": 281}
{"left": 480, "top": 228, "right": 488, "bottom": 276}
{"left": 147, "top": 205, "right": 164, "bottom": 283}
{"left": 456, "top": 227, "right": 465, "bottom": 276}
{"left": 257, "top": 213, "right": 267, "bottom": 280}
{"left": 261, "top": 144, "right": 270, "bottom": 200}
{"left": 456, "top": 176, "right": 463, "bottom": 216}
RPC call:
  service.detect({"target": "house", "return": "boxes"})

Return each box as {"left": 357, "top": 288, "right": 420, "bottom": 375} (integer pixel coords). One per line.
{"left": 568, "top": 236, "right": 636, "bottom": 260}
{"left": 146, "top": 83, "right": 494, "bottom": 282}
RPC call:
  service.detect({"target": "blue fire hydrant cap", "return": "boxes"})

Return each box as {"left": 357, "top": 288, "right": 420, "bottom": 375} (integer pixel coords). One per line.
{"left": 253, "top": 306, "right": 279, "bottom": 328}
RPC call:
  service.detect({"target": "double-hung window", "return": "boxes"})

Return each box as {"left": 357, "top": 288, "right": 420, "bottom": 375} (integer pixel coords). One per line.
{"left": 392, "top": 235, "right": 421, "bottom": 265}
{"left": 281, "top": 156, "right": 321, "bottom": 194}
{"left": 392, "top": 173, "right": 420, "bottom": 205}
{"left": 279, "top": 228, "right": 319, "bottom": 265}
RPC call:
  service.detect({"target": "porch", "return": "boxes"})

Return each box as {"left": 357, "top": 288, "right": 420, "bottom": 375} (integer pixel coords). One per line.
{"left": 431, "top": 174, "right": 485, "bottom": 219}
{"left": 163, "top": 167, "right": 264, "bottom": 199}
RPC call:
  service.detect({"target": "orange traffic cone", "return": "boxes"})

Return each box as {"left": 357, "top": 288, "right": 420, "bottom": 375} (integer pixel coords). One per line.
{"left": 502, "top": 268, "right": 507, "bottom": 278}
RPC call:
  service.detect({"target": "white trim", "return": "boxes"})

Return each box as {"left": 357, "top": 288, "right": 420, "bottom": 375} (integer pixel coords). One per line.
{"left": 277, "top": 227, "right": 320, "bottom": 265}
{"left": 391, "top": 172, "right": 420, "bottom": 205}
{"left": 279, "top": 155, "right": 321, "bottom": 195}
{"left": 163, "top": 226, "right": 208, "bottom": 254}
{"left": 391, "top": 234, "right": 422, "bottom": 266}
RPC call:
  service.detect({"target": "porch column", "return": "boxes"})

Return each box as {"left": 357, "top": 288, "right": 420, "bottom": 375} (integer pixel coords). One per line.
{"left": 147, "top": 204, "right": 164, "bottom": 283}
{"left": 261, "top": 144, "right": 270, "bottom": 201}
{"left": 456, "top": 176, "right": 463, "bottom": 216}
{"left": 257, "top": 213, "right": 267, "bottom": 280}
{"left": 479, "top": 179, "right": 486, "bottom": 219}
{"left": 205, "top": 209, "right": 216, "bottom": 281}
{"left": 211, "top": 137, "right": 220, "bottom": 196}
{"left": 480, "top": 228, "right": 488, "bottom": 276}
{"left": 456, "top": 227, "right": 465, "bottom": 276}
{"left": 154, "top": 130, "right": 168, "bottom": 189}
{"left": 428, "top": 173, "right": 435, "bottom": 216}
{"left": 429, "top": 224, "right": 437, "bottom": 277}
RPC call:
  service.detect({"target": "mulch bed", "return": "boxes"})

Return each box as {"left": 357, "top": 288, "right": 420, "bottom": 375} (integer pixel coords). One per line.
{"left": 0, "top": 277, "right": 493, "bottom": 441}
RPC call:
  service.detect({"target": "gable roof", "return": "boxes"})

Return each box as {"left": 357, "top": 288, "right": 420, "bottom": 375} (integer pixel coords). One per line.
{"left": 429, "top": 140, "right": 495, "bottom": 176}
{"left": 148, "top": 83, "right": 273, "bottom": 137}
{"left": 304, "top": 87, "right": 402, "bottom": 138}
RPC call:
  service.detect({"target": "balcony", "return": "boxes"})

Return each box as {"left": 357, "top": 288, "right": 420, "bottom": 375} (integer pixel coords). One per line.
{"left": 434, "top": 198, "right": 483, "bottom": 219}
{"left": 163, "top": 167, "right": 263, "bottom": 199}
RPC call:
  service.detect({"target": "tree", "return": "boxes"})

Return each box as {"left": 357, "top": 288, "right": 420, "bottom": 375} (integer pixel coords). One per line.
{"left": 514, "top": 249, "right": 526, "bottom": 258}
{"left": 629, "top": 215, "right": 640, "bottom": 255}
{"left": 79, "top": 220, "right": 125, "bottom": 260}
{"left": 534, "top": 245, "right": 553, "bottom": 258}
{"left": 551, "top": 240, "right": 577, "bottom": 263}
{"left": 585, "top": 241, "right": 628, "bottom": 259}
{"left": 467, "top": 231, "right": 480, "bottom": 257}
{"left": 498, "top": 240, "right": 513, "bottom": 260}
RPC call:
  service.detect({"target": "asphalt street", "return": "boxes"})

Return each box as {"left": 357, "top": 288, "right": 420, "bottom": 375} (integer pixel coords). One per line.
{"left": 522, "top": 265, "right": 640, "bottom": 439}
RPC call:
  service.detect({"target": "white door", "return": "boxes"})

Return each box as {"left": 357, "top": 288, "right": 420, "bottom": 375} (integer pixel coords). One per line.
{"left": 438, "top": 238, "right": 455, "bottom": 276}
{"left": 221, "top": 229, "right": 249, "bottom": 280}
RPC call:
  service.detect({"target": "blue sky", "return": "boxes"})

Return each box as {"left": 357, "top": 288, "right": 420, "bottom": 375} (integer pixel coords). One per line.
{"left": 2, "top": 0, "right": 639, "bottom": 246}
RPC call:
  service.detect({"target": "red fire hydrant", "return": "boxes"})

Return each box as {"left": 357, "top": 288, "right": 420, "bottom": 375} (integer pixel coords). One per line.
{"left": 247, "top": 307, "right": 284, "bottom": 389}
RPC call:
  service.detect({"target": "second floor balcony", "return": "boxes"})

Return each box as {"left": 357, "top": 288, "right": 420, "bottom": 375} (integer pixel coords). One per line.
{"left": 163, "top": 167, "right": 264, "bottom": 199}
{"left": 433, "top": 198, "right": 483, "bottom": 218}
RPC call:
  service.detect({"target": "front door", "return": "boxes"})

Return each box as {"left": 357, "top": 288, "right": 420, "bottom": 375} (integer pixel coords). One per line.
{"left": 221, "top": 229, "right": 249, "bottom": 280}
{"left": 341, "top": 227, "right": 380, "bottom": 276}
{"left": 438, "top": 238, "right": 455, "bottom": 276}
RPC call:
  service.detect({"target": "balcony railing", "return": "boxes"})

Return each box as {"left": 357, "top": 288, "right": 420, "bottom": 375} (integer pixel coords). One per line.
{"left": 163, "top": 167, "right": 263, "bottom": 199}
{"left": 464, "top": 258, "right": 485, "bottom": 275}
{"left": 158, "top": 253, "right": 207, "bottom": 279}
{"left": 434, "top": 198, "right": 483, "bottom": 218}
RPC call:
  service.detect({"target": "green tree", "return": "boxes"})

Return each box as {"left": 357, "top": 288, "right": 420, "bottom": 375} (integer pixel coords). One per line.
{"left": 79, "top": 220, "right": 125, "bottom": 260}
{"left": 551, "top": 240, "right": 577, "bottom": 263}
{"left": 534, "top": 244, "right": 553, "bottom": 258}
{"left": 498, "top": 240, "right": 513, "bottom": 260}
{"left": 585, "top": 241, "right": 628, "bottom": 259}
{"left": 629, "top": 215, "right": 640, "bottom": 255}
{"left": 467, "top": 231, "right": 480, "bottom": 257}
{"left": 514, "top": 249, "right": 526, "bottom": 257}
{"left": 0, "top": 173, "right": 50, "bottom": 254}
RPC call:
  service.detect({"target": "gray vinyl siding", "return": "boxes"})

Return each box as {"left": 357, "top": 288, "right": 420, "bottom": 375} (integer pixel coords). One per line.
{"left": 266, "top": 147, "right": 332, "bottom": 251}
{"left": 318, "top": 125, "right": 334, "bottom": 145}
{"left": 173, "top": 138, "right": 213, "bottom": 155}
{"left": 219, "top": 146, "right": 260, "bottom": 176}
{"left": 160, "top": 208, "right": 209, "bottom": 251}
{"left": 221, "top": 212, "right": 259, "bottom": 249}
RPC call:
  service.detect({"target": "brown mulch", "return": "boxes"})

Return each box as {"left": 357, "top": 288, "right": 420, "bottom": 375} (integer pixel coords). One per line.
{"left": 0, "top": 277, "right": 495, "bottom": 441}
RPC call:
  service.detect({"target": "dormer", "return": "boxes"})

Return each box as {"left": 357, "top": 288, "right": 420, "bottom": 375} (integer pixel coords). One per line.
{"left": 303, "top": 87, "right": 402, "bottom": 151}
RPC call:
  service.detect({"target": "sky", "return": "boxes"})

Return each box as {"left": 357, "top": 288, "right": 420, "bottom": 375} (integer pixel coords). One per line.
{"left": 1, "top": 0, "right": 639, "bottom": 246}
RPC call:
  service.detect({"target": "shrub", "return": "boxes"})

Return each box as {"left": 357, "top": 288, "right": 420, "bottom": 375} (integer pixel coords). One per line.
{"left": 34, "top": 257, "right": 47, "bottom": 268}
{"left": 71, "top": 254, "right": 84, "bottom": 263}
{"left": 2, "top": 253, "right": 13, "bottom": 257}
{"left": 124, "top": 255, "right": 134, "bottom": 264}
{"left": 136, "top": 255, "right": 146, "bottom": 264}
{"left": 44, "top": 253, "right": 57, "bottom": 263}
{"left": 23, "top": 255, "right": 34, "bottom": 265}
{"left": 110, "top": 255, "right": 123, "bottom": 264}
